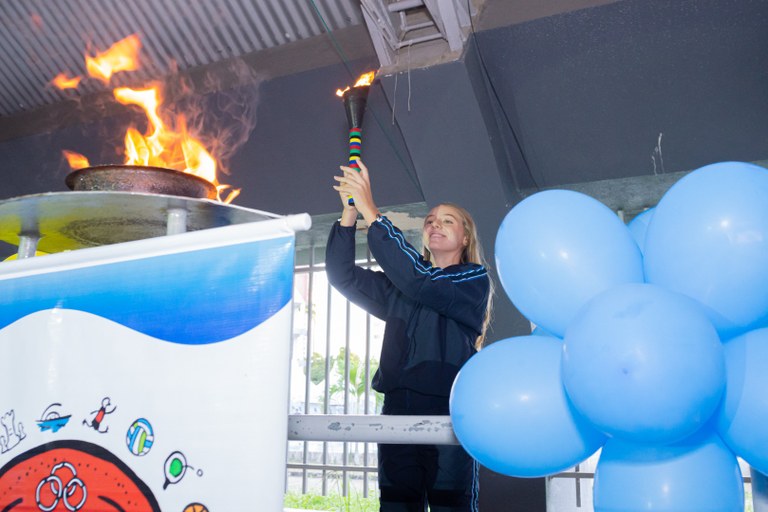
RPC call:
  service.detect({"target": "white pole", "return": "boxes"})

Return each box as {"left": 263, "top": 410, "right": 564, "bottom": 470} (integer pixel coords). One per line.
{"left": 288, "top": 414, "right": 459, "bottom": 445}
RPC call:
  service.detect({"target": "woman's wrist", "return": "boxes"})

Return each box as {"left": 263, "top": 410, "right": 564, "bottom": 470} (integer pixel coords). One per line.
{"left": 339, "top": 207, "right": 358, "bottom": 227}
{"left": 362, "top": 209, "right": 381, "bottom": 226}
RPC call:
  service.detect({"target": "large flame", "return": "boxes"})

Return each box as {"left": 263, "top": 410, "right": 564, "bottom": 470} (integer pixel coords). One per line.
{"left": 52, "top": 34, "right": 239, "bottom": 203}
{"left": 335, "top": 71, "right": 376, "bottom": 97}
{"left": 112, "top": 85, "right": 235, "bottom": 200}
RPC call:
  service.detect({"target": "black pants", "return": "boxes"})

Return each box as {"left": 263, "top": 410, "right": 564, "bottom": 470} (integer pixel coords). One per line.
{"left": 378, "top": 389, "right": 478, "bottom": 512}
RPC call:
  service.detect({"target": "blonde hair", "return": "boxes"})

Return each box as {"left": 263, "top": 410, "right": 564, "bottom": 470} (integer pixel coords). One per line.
{"left": 422, "top": 203, "right": 494, "bottom": 350}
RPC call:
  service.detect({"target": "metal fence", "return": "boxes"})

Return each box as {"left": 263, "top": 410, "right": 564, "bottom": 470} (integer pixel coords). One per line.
{"left": 287, "top": 244, "right": 383, "bottom": 499}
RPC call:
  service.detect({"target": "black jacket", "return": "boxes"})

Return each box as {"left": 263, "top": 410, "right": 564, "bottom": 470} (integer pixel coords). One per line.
{"left": 326, "top": 216, "right": 490, "bottom": 397}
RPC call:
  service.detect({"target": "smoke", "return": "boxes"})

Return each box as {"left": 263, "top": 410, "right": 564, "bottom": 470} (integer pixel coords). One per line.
{"left": 161, "top": 59, "right": 263, "bottom": 177}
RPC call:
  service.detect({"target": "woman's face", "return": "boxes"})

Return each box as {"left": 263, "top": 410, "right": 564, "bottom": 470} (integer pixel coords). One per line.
{"left": 423, "top": 205, "right": 468, "bottom": 260}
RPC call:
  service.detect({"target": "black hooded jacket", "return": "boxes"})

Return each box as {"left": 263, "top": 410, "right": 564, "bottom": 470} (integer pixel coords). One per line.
{"left": 325, "top": 215, "right": 490, "bottom": 397}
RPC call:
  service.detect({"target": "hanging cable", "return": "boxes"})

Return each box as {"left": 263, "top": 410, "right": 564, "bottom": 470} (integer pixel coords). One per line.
{"left": 308, "top": 0, "right": 356, "bottom": 80}
{"left": 465, "top": 0, "right": 540, "bottom": 192}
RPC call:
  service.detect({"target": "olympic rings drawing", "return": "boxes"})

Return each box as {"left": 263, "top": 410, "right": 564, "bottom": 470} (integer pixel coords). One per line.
{"left": 35, "top": 461, "right": 87, "bottom": 511}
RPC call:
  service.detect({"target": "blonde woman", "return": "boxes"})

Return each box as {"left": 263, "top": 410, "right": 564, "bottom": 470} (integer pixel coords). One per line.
{"left": 327, "top": 160, "right": 491, "bottom": 512}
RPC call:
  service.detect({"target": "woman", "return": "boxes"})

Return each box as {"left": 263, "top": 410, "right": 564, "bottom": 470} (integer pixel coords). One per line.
{"left": 327, "top": 160, "right": 491, "bottom": 511}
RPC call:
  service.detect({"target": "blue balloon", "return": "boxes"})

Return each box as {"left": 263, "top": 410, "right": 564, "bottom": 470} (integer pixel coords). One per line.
{"left": 495, "top": 190, "right": 643, "bottom": 337}
{"left": 562, "top": 283, "right": 725, "bottom": 444}
{"left": 531, "top": 325, "right": 560, "bottom": 339}
{"left": 644, "top": 161, "right": 768, "bottom": 339}
{"left": 626, "top": 207, "right": 654, "bottom": 253}
{"left": 594, "top": 430, "right": 744, "bottom": 512}
{"left": 716, "top": 328, "right": 768, "bottom": 474}
{"left": 450, "top": 336, "right": 606, "bottom": 477}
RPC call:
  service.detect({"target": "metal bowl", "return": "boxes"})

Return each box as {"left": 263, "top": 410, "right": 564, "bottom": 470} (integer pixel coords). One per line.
{"left": 65, "top": 165, "right": 218, "bottom": 200}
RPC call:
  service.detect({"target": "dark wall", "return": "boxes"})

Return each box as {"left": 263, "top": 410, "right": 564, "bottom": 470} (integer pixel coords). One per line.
{"left": 475, "top": 0, "right": 768, "bottom": 187}
{"left": 0, "top": 114, "right": 129, "bottom": 197}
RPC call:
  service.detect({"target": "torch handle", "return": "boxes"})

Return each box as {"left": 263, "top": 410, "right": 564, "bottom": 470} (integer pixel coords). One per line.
{"left": 347, "top": 127, "right": 362, "bottom": 206}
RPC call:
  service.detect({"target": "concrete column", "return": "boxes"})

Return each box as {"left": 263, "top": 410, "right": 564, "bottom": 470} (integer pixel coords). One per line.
{"left": 378, "top": 51, "right": 531, "bottom": 342}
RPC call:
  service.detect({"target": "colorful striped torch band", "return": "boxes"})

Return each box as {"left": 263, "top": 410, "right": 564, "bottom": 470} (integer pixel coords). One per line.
{"left": 336, "top": 71, "right": 376, "bottom": 206}
{"left": 347, "top": 128, "right": 363, "bottom": 204}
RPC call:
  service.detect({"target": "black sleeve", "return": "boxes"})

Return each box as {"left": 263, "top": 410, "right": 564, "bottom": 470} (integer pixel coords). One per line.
{"left": 325, "top": 221, "right": 393, "bottom": 319}
{"left": 366, "top": 216, "right": 490, "bottom": 332}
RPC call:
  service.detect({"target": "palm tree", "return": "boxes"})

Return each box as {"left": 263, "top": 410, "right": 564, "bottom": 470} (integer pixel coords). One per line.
{"left": 303, "top": 348, "right": 382, "bottom": 414}
{"left": 329, "top": 348, "right": 382, "bottom": 414}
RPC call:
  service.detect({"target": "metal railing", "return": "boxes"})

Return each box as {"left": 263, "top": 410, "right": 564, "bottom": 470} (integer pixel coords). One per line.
{"left": 289, "top": 245, "right": 383, "bottom": 498}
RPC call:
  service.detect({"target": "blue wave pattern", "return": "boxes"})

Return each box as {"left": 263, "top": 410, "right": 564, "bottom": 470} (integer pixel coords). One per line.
{"left": 0, "top": 236, "right": 295, "bottom": 344}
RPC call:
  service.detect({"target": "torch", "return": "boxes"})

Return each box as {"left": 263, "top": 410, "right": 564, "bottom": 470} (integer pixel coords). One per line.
{"left": 336, "top": 71, "right": 375, "bottom": 206}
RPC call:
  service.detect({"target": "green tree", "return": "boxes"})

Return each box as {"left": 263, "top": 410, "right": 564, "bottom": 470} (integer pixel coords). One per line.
{"left": 329, "top": 347, "right": 383, "bottom": 414}
{"left": 308, "top": 351, "right": 332, "bottom": 385}
{"left": 301, "top": 349, "right": 383, "bottom": 413}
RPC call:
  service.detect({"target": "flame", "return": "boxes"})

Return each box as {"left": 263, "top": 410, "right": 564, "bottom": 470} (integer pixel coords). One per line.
{"left": 113, "top": 85, "right": 227, "bottom": 197}
{"left": 85, "top": 34, "right": 141, "bottom": 84}
{"left": 114, "top": 86, "right": 165, "bottom": 162}
{"left": 336, "top": 70, "right": 376, "bottom": 97}
{"left": 354, "top": 71, "right": 376, "bottom": 87}
{"left": 54, "top": 34, "right": 239, "bottom": 203}
{"left": 62, "top": 150, "right": 90, "bottom": 170}
{"left": 51, "top": 72, "right": 82, "bottom": 90}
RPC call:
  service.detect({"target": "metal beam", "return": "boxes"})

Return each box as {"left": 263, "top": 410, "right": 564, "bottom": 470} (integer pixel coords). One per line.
{"left": 288, "top": 414, "right": 460, "bottom": 445}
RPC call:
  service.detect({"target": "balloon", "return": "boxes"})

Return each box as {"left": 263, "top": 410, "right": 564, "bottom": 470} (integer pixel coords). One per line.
{"left": 495, "top": 190, "right": 643, "bottom": 337}
{"left": 644, "top": 161, "right": 768, "bottom": 338}
{"left": 594, "top": 430, "right": 744, "bottom": 512}
{"left": 716, "top": 328, "right": 768, "bottom": 474}
{"left": 562, "top": 283, "right": 725, "bottom": 444}
{"left": 450, "top": 336, "right": 606, "bottom": 477}
{"left": 531, "top": 325, "right": 559, "bottom": 339}
{"left": 626, "top": 207, "right": 654, "bottom": 253}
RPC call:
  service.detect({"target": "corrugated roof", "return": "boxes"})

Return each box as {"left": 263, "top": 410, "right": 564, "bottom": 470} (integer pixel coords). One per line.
{"left": 0, "top": 0, "right": 364, "bottom": 117}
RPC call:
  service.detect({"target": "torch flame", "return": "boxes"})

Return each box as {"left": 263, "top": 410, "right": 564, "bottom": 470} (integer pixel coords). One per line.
{"left": 85, "top": 34, "right": 141, "bottom": 84}
{"left": 336, "top": 71, "right": 376, "bottom": 97}
{"left": 51, "top": 72, "right": 81, "bottom": 90}
{"left": 54, "top": 34, "right": 239, "bottom": 203}
{"left": 354, "top": 71, "right": 376, "bottom": 87}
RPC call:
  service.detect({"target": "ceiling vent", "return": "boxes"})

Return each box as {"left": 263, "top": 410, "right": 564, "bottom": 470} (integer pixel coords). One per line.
{"left": 360, "top": 0, "right": 475, "bottom": 67}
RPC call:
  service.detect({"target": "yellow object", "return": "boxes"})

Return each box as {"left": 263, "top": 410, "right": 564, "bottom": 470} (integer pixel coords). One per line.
{"left": 183, "top": 504, "right": 209, "bottom": 512}
{"left": 4, "top": 251, "right": 48, "bottom": 261}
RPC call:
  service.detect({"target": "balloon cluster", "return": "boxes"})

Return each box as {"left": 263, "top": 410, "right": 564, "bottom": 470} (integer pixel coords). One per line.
{"left": 450, "top": 161, "right": 768, "bottom": 511}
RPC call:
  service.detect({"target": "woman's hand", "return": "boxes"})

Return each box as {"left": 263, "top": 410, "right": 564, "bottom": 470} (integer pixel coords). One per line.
{"left": 333, "top": 160, "right": 380, "bottom": 225}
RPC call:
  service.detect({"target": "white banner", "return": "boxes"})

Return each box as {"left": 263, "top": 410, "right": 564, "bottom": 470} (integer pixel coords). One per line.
{"left": 0, "top": 219, "right": 301, "bottom": 511}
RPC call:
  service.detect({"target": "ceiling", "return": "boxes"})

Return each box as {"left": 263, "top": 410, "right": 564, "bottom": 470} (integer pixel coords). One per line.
{"left": 0, "top": 0, "right": 612, "bottom": 120}
{"left": 0, "top": 0, "right": 365, "bottom": 118}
